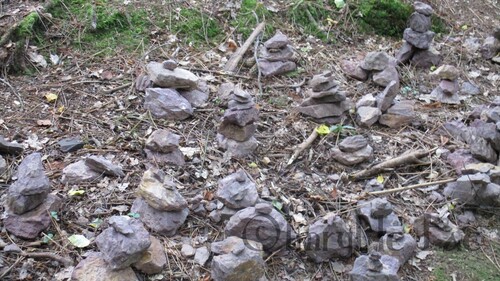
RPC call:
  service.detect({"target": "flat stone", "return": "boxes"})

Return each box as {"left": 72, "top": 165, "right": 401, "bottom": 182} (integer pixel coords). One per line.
{"left": 58, "top": 137, "right": 84, "bottom": 153}
{"left": 376, "top": 80, "right": 400, "bottom": 112}
{"left": 135, "top": 74, "right": 152, "bottom": 92}
{"left": 309, "top": 71, "right": 338, "bottom": 92}
{"left": 372, "top": 66, "right": 399, "bottom": 87}
{"left": 179, "top": 81, "right": 209, "bottom": 108}
{"left": 109, "top": 216, "right": 135, "bottom": 235}
{"left": 430, "top": 86, "right": 460, "bottom": 104}
{"left": 357, "top": 198, "right": 401, "bottom": 233}
{"left": 432, "top": 65, "right": 460, "bottom": 80}
{"left": 181, "top": 244, "right": 196, "bottom": 257}
{"left": 302, "top": 90, "right": 346, "bottom": 104}
{"left": 460, "top": 82, "right": 480, "bottom": 96}
{"left": 379, "top": 101, "right": 415, "bottom": 128}
{"left": 332, "top": 145, "right": 373, "bottom": 166}
{"left": 341, "top": 60, "right": 368, "bottom": 81}
{"left": 145, "top": 129, "right": 180, "bottom": 153}
{"left": 461, "top": 162, "right": 495, "bottom": 175}
{"left": 411, "top": 46, "right": 442, "bottom": 68}
{"left": 0, "top": 136, "right": 23, "bottom": 155}
{"left": 72, "top": 253, "right": 139, "bottom": 281}
{"left": 218, "top": 122, "right": 256, "bottom": 142}
{"left": 131, "top": 197, "right": 189, "bottom": 237}
{"left": 61, "top": 160, "right": 100, "bottom": 184}
{"left": 133, "top": 236, "right": 166, "bottom": 274}
{"left": 403, "top": 28, "right": 435, "bottom": 49}
{"left": 297, "top": 100, "right": 350, "bottom": 119}
{"left": 5, "top": 194, "right": 62, "bottom": 239}
{"left": 144, "top": 148, "right": 185, "bottom": 166}
{"left": 147, "top": 61, "right": 198, "bottom": 89}
{"left": 222, "top": 107, "right": 259, "bottom": 127}
{"left": 194, "top": 246, "right": 210, "bottom": 266}
{"left": 137, "top": 168, "right": 187, "bottom": 211}
{"left": 217, "top": 134, "right": 258, "bottom": 158}
{"left": 339, "top": 135, "right": 368, "bottom": 152}
{"left": 445, "top": 149, "right": 479, "bottom": 175}
{"left": 264, "top": 32, "right": 289, "bottom": 49}
{"left": 356, "top": 94, "right": 377, "bottom": 109}
{"left": 260, "top": 45, "right": 293, "bottom": 61}
{"left": 258, "top": 60, "right": 296, "bottom": 77}
{"left": 480, "top": 36, "right": 500, "bottom": 60}
{"left": 414, "top": 1, "right": 434, "bottom": 16}
{"left": 361, "top": 52, "right": 393, "bottom": 71}
{"left": 409, "top": 12, "right": 431, "bottom": 32}
{"left": 85, "top": 156, "right": 124, "bottom": 178}
{"left": 357, "top": 106, "right": 381, "bottom": 127}
{"left": 395, "top": 42, "right": 416, "bottom": 64}
{"left": 144, "top": 88, "right": 193, "bottom": 120}
{"left": 217, "top": 169, "right": 258, "bottom": 209}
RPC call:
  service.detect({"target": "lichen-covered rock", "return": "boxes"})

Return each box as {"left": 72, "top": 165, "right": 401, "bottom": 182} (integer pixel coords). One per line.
{"left": 137, "top": 168, "right": 187, "bottom": 211}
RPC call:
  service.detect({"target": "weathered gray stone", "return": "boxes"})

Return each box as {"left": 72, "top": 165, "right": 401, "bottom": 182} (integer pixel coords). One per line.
{"left": 0, "top": 155, "right": 6, "bottom": 176}
{"left": 411, "top": 47, "right": 442, "bottom": 68}
{"left": 379, "top": 227, "right": 417, "bottom": 264}
{"left": 414, "top": 1, "right": 434, "bottom": 16}
{"left": 409, "top": 12, "right": 431, "bottom": 32}
{"left": 135, "top": 74, "right": 152, "bottom": 92}
{"left": 372, "top": 66, "right": 399, "bottom": 87}
{"left": 131, "top": 197, "right": 188, "bottom": 236}
{"left": 395, "top": 42, "right": 416, "bottom": 64}
{"left": 217, "top": 170, "right": 258, "bottom": 209}
{"left": 356, "top": 94, "right": 377, "bottom": 109}
{"left": 218, "top": 122, "right": 257, "bottom": 142}
{"left": 194, "top": 246, "right": 210, "bottom": 266}
{"left": 85, "top": 156, "right": 124, "bottom": 178}
{"left": 258, "top": 60, "right": 296, "bottom": 77}
{"left": 480, "top": 36, "right": 500, "bottom": 60}
{"left": 341, "top": 60, "right": 368, "bottom": 81}
{"left": 137, "top": 168, "right": 187, "bottom": 211}
{"left": 302, "top": 91, "right": 346, "bottom": 104}
{"left": 361, "top": 52, "right": 393, "bottom": 71}
{"left": 469, "top": 119, "right": 500, "bottom": 151}
{"left": 357, "top": 198, "right": 401, "bottom": 233}
{"left": 144, "top": 88, "right": 193, "bottom": 120}
{"left": 339, "top": 135, "right": 368, "bottom": 152}
{"left": 350, "top": 252, "right": 400, "bottom": 281}
{"left": 61, "top": 160, "right": 100, "bottom": 184}
{"left": 58, "top": 137, "right": 84, "bottom": 153}
{"left": 309, "top": 71, "right": 338, "bottom": 92}
{"left": 222, "top": 107, "right": 259, "bottom": 127}
{"left": 332, "top": 145, "right": 373, "bottom": 166}
{"left": 147, "top": 61, "right": 198, "bottom": 89}
{"left": 260, "top": 45, "right": 293, "bottom": 61}
{"left": 217, "top": 134, "right": 258, "bottom": 158}
{"left": 460, "top": 82, "right": 480, "bottom": 96}
{"left": 145, "top": 129, "right": 180, "bottom": 153}
{"left": 305, "top": 213, "right": 356, "bottom": 262}
{"left": 378, "top": 101, "right": 415, "bottom": 128}
{"left": 445, "top": 149, "right": 479, "bottom": 175}
{"left": 376, "top": 80, "right": 400, "bottom": 112}
{"left": 72, "top": 252, "right": 139, "bottom": 281}
{"left": 414, "top": 213, "right": 464, "bottom": 248}
{"left": 469, "top": 135, "right": 498, "bottom": 163}
{"left": 297, "top": 100, "right": 350, "bottom": 119}
{"left": 181, "top": 244, "right": 196, "bottom": 257}
{"left": 0, "top": 136, "right": 23, "bottom": 155}
{"left": 96, "top": 216, "right": 151, "bottom": 269}
{"left": 443, "top": 173, "right": 500, "bottom": 206}
{"left": 485, "top": 107, "right": 500, "bottom": 123}
{"left": 264, "top": 32, "right": 289, "bottom": 49}
{"left": 439, "top": 80, "right": 459, "bottom": 95}
{"left": 430, "top": 86, "right": 460, "bottom": 104}
{"left": 162, "top": 59, "right": 177, "bottom": 71}
{"left": 179, "top": 80, "right": 209, "bottom": 108}
{"left": 432, "top": 65, "right": 460, "bottom": 80}
{"left": 403, "top": 28, "right": 435, "bottom": 49}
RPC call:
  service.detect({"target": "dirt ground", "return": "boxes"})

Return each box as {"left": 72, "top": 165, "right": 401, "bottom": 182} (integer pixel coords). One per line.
{"left": 0, "top": 0, "right": 499, "bottom": 280}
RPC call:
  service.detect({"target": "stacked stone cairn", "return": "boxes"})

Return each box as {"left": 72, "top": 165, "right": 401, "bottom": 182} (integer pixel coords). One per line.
{"left": 5, "top": 153, "right": 62, "bottom": 239}
{"left": 414, "top": 213, "right": 464, "bottom": 248}
{"left": 131, "top": 168, "right": 189, "bottom": 236}
{"left": 258, "top": 31, "right": 297, "bottom": 77}
{"left": 331, "top": 135, "right": 373, "bottom": 166}
{"left": 395, "top": 1, "right": 442, "bottom": 68}
{"left": 350, "top": 251, "right": 401, "bottom": 281}
{"left": 378, "top": 226, "right": 417, "bottom": 264}
{"left": 480, "top": 27, "right": 500, "bottom": 63}
{"left": 297, "top": 70, "right": 351, "bottom": 124}
{"left": 140, "top": 59, "right": 209, "bottom": 121}
{"left": 357, "top": 197, "right": 402, "bottom": 233}
{"left": 217, "top": 87, "right": 259, "bottom": 157}
{"left": 430, "top": 64, "right": 461, "bottom": 104}
{"left": 61, "top": 155, "right": 124, "bottom": 184}
{"left": 144, "top": 129, "right": 185, "bottom": 166}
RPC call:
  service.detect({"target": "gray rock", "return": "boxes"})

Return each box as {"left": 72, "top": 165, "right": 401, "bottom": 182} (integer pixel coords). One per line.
{"left": 372, "top": 66, "right": 399, "bottom": 87}
{"left": 194, "top": 246, "right": 210, "bottom": 266}
{"left": 217, "top": 134, "right": 258, "bottom": 158}
{"left": 461, "top": 162, "right": 495, "bottom": 175}
{"left": 376, "top": 80, "right": 400, "bottom": 112}
{"left": 131, "top": 197, "right": 188, "bottom": 236}
{"left": 133, "top": 236, "right": 166, "bottom": 274}
{"left": 218, "top": 82, "right": 236, "bottom": 102}
{"left": 414, "top": 213, "right": 464, "bottom": 248}
{"left": 58, "top": 137, "right": 84, "bottom": 153}
{"left": 8, "top": 153, "right": 51, "bottom": 214}
{"left": 430, "top": 86, "right": 460, "bottom": 104}
{"left": 379, "top": 101, "right": 415, "bottom": 128}
{"left": 0, "top": 136, "right": 23, "bottom": 155}
{"left": 162, "top": 59, "right": 177, "bottom": 71}
{"left": 439, "top": 80, "right": 459, "bottom": 95}
{"left": 302, "top": 91, "right": 346, "bottom": 104}
{"left": 304, "top": 213, "right": 356, "bottom": 262}
{"left": 395, "top": 42, "right": 416, "bottom": 64}
{"left": 309, "top": 71, "right": 338, "bottom": 92}
{"left": 460, "top": 82, "right": 480, "bottom": 96}
{"left": 409, "top": 12, "right": 431, "bottom": 32}
{"left": 432, "top": 65, "right": 459, "bottom": 80}
{"left": 4, "top": 243, "right": 22, "bottom": 253}
{"left": 297, "top": 100, "right": 350, "bottom": 119}
{"left": 350, "top": 252, "right": 400, "bottom": 281}
{"left": 258, "top": 60, "right": 296, "bottom": 77}
{"left": 361, "top": 52, "right": 393, "bottom": 71}
{"left": 469, "top": 119, "right": 500, "bottom": 151}
{"left": 144, "top": 148, "right": 185, "bottom": 166}
{"left": 217, "top": 170, "right": 258, "bottom": 209}
{"left": 147, "top": 61, "right": 198, "bottom": 89}
{"left": 181, "top": 244, "right": 196, "bottom": 257}
{"left": 144, "top": 88, "right": 193, "bottom": 120}
{"left": 96, "top": 216, "right": 151, "bottom": 269}
{"left": 211, "top": 236, "right": 266, "bottom": 281}
{"left": 470, "top": 135, "right": 497, "bottom": 163}
{"left": 485, "top": 107, "right": 500, "bottom": 123}
{"left": 357, "top": 198, "right": 401, "bottom": 233}
{"left": 403, "top": 28, "right": 435, "bottom": 49}
{"left": 341, "top": 60, "right": 368, "bottom": 81}
{"left": 339, "top": 135, "right": 368, "bottom": 152}
{"left": 260, "top": 45, "right": 293, "bottom": 61}
{"left": 365, "top": 178, "right": 384, "bottom": 192}
{"left": 137, "top": 168, "right": 187, "bottom": 211}
{"left": 72, "top": 252, "right": 139, "bottom": 281}
{"left": 356, "top": 106, "right": 381, "bottom": 127}
{"left": 480, "top": 36, "right": 500, "bottom": 60}
{"left": 179, "top": 84, "right": 209, "bottom": 108}
{"left": 135, "top": 74, "right": 152, "bottom": 92}
{"left": 109, "top": 216, "right": 135, "bottom": 235}
{"left": 85, "top": 156, "right": 124, "bottom": 178}
{"left": 61, "top": 160, "right": 100, "bottom": 184}
{"left": 218, "top": 122, "right": 256, "bottom": 142}
{"left": 414, "top": 1, "right": 434, "bottom": 16}
{"left": 222, "top": 107, "right": 259, "bottom": 127}
{"left": 463, "top": 37, "right": 482, "bottom": 54}
{"left": 225, "top": 203, "right": 296, "bottom": 251}
{"left": 379, "top": 227, "right": 417, "bottom": 264}
{"left": 445, "top": 149, "right": 479, "bottom": 175}
{"left": 411, "top": 47, "right": 442, "bottom": 68}
{"left": 0, "top": 155, "right": 6, "bottom": 176}
{"left": 145, "top": 129, "right": 180, "bottom": 153}
{"left": 356, "top": 94, "right": 377, "bottom": 109}
{"left": 332, "top": 145, "right": 373, "bottom": 166}
{"left": 5, "top": 194, "right": 62, "bottom": 239}
{"left": 264, "top": 32, "right": 289, "bottom": 49}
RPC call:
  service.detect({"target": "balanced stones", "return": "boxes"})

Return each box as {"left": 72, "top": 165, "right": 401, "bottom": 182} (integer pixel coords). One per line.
{"left": 144, "top": 129, "right": 185, "bottom": 166}
{"left": 331, "top": 135, "right": 373, "bottom": 165}
{"left": 258, "top": 31, "right": 297, "bottom": 76}
{"left": 357, "top": 198, "right": 401, "bottom": 233}
{"left": 430, "top": 65, "right": 460, "bottom": 104}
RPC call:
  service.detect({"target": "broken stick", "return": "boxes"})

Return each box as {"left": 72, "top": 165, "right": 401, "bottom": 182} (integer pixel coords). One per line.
{"left": 287, "top": 129, "right": 318, "bottom": 166}
{"left": 350, "top": 148, "right": 437, "bottom": 180}
{"left": 367, "top": 178, "right": 456, "bottom": 197}
{"left": 223, "top": 22, "right": 266, "bottom": 73}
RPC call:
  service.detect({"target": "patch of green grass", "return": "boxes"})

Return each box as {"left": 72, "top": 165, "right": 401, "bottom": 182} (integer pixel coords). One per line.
{"left": 231, "top": 0, "right": 275, "bottom": 39}
{"left": 353, "top": 0, "right": 412, "bottom": 37}
{"left": 287, "top": 0, "right": 333, "bottom": 41}
{"left": 172, "top": 8, "right": 223, "bottom": 45}
{"left": 431, "top": 15, "right": 449, "bottom": 34}
{"left": 16, "top": 12, "right": 39, "bottom": 37}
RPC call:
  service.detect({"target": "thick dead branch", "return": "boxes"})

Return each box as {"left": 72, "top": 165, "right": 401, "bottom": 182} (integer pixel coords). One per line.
{"left": 287, "top": 129, "right": 318, "bottom": 166}
{"left": 223, "top": 22, "right": 265, "bottom": 73}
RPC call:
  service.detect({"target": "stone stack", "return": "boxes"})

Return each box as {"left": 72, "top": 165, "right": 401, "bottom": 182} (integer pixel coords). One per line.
{"left": 430, "top": 65, "right": 460, "bottom": 104}
{"left": 378, "top": 226, "right": 417, "bottom": 264}
{"left": 131, "top": 168, "right": 189, "bottom": 236}
{"left": 217, "top": 87, "right": 259, "bottom": 157}
{"left": 61, "top": 155, "right": 124, "bottom": 184}
{"left": 480, "top": 27, "right": 500, "bottom": 63}
{"left": 331, "top": 135, "right": 373, "bottom": 166}
{"left": 5, "top": 153, "right": 62, "bottom": 239}
{"left": 357, "top": 198, "right": 401, "bottom": 233}
{"left": 350, "top": 252, "right": 400, "bottom": 281}
{"left": 297, "top": 71, "right": 351, "bottom": 124}
{"left": 144, "top": 129, "right": 185, "bottom": 166}
{"left": 258, "top": 31, "right": 297, "bottom": 77}
{"left": 414, "top": 213, "right": 464, "bottom": 248}
{"left": 361, "top": 52, "right": 399, "bottom": 87}
{"left": 396, "top": 1, "right": 442, "bottom": 68}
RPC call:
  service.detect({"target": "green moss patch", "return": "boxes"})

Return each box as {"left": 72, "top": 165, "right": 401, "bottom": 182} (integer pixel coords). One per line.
{"left": 230, "top": 0, "right": 275, "bottom": 39}
{"left": 172, "top": 8, "right": 223, "bottom": 45}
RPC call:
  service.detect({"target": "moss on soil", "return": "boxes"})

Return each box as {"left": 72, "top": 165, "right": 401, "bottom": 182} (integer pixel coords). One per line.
{"left": 172, "top": 8, "right": 223, "bottom": 45}
{"left": 231, "top": 0, "right": 275, "bottom": 39}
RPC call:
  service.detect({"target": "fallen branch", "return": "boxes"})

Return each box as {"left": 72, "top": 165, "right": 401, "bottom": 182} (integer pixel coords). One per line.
{"left": 190, "top": 68, "right": 251, "bottom": 80}
{"left": 20, "top": 251, "right": 73, "bottom": 267}
{"left": 287, "top": 129, "right": 318, "bottom": 166}
{"left": 366, "top": 178, "right": 456, "bottom": 197}
{"left": 223, "top": 21, "right": 266, "bottom": 73}
{"left": 101, "top": 82, "right": 132, "bottom": 95}
{"left": 350, "top": 148, "right": 438, "bottom": 180}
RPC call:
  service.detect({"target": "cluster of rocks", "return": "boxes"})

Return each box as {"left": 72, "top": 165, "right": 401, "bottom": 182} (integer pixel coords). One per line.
{"left": 430, "top": 65, "right": 461, "bottom": 104}
{"left": 4, "top": 153, "right": 62, "bottom": 239}
{"left": 342, "top": 51, "right": 399, "bottom": 87}
{"left": 395, "top": 1, "right": 442, "bottom": 68}
{"left": 61, "top": 155, "right": 124, "bottom": 184}
{"left": 139, "top": 59, "right": 209, "bottom": 120}
{"left": 357, "top": 198, "right": 402, "bottom": 233}
{"left": 297, "top": 71, "right": 351, "bottom": 124}
{"left": 414, "top": 213, "right": 465, "bottom": 249}
{"left": 217, "top": 86, "right": 259, "bottom": 157}
{"left": 144, "top": 129, "right": 185, "bottom": 166}
{"left": 331, "top": 135, "right": 373, "bottom": 165}
{"left": 258, "top": 31, "right": 297, "bottom": 77}
{"left": 72, "top": 216, "right": 167, "bottom": 280}
{"left": 480, "top": 27, "right": 500, "bottom": 63}
{"left": 131, "top": 168, "right": 189, "bottom": 236}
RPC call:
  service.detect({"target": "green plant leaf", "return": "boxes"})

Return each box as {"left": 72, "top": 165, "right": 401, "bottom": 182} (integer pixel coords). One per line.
{"left": 271, "top": 199, "right": 283, "bottom": 211}
{"left": 128, "top": 212, "right": 140, "bottom": 218}
{"left": 88, "top": 218, "right": 103, "bottom": 229}
{"left": 42, "top": 233, "right": 54, "bottom": 244}
{"left": 334, "top": 0, "right": 345, "bottom": 9}
{"left": 68, "top": 234, "right": 90, "bottom": 248}
{"left": 50, "top": 211, "right": 59, "bottom": 221}
{"left": 315, "top": 124, "right": 331, "bottom": 135}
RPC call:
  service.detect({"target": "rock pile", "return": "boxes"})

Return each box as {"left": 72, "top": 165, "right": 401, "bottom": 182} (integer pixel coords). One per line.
{"left": 5, "top": 153, "right": 62, "bottom": 239}
{"left": 395, "top": 1, "right": 442, "bottom": 68}
{"left": 350, "top": 251, "right": 400, "bottom": 281}
{"left": 480, "top": 27, "right": 500, "bottom": 63}
{"left": 61, "top": 155, "right": 124, "bottom": 184}
{"left": 217, "top": 86, "right": 259, "bottom": 157}
{"left": 144, "top": 129, "right": 185, "bottom": 166}
{"left": 378, "top": 226, "right": 417, "bottom": 264}
{"left": 72, "top": 252, "right": 139, "bottom": 281}
{"left": 430, "top": 65, "right": 461, "bottom": 104}
{"left": 357, "top": 197, "right": 401, "bottom": 233}
{"left": 361, "top": 52, "right": 399, "bottom": 87}
{"left": 131, "top": 168, "right": 189, "bottom": 236}
{"left": 331, "top": 135, "right": 373, "bottom": 165}
{"left": 258, "top": 31, "right": 297, "bottom": 77}
{"left": 297, "top": 71, "right": 351, "bottom": 124}
{"left": 414, "top": 213, "right": 464, "bottom": 248}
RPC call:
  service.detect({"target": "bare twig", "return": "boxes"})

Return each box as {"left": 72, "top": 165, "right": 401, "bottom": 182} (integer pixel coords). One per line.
{"left": 287, "top": 129, "right": 319, "bottom": 166}
{"left": 223, "top": 22, "right": 266, "bottom": 73}
{"left": 19, "top": 251, "right": 73, "bottom": 267}
{"left": 190, "top": 68, "right": 251, "bottom": 80}
{"left": 366, "top": 178, "right": 456, "bottom": 197}
{"left": 101, "top": 82, "right": 132, "bottom": 95}
{"left": 266, "top": 78, "right": 306, "bottom": 89}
